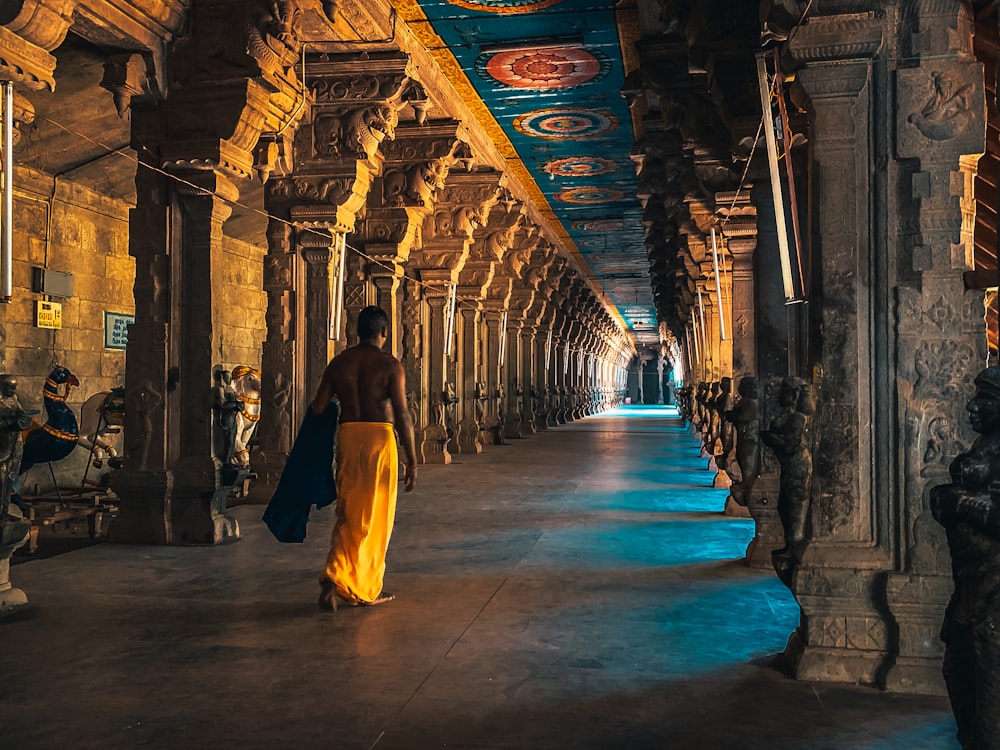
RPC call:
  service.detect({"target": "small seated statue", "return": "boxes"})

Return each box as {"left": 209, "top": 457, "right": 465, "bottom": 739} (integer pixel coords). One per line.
{"left": 930, "top": 366, "right": 1000, "bottom": 750}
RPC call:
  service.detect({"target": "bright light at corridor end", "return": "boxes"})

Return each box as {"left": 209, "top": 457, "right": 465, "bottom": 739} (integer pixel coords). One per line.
{"left": 603, "top": 404, "right": 680, "bottom": 418}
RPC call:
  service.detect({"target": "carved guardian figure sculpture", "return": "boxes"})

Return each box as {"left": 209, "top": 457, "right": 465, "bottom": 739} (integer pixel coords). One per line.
{"left": 759, "top": 376, "right": 814, "bottom": 587}
{"left": 930, "top": 366, "right": 1000, "bottom": 750}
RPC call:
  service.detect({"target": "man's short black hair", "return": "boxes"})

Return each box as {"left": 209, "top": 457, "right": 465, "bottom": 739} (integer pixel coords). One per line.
{"left": 358, "top": 306, "right": 390, "bottom": 340}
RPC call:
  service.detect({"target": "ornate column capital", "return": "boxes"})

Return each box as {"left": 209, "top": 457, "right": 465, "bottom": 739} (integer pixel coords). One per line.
{"left": 785, "top": 11, "right": 884, "bottom": 67}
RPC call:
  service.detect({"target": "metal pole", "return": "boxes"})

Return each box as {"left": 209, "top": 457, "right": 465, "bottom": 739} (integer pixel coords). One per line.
{"left": 755, "top": 54, "right": 797, "bottom": 303}
{"left": 332, "top": 233, "right": 347, "bottom": 340}
{"left": 443, "top": 282, "right": 457, "bottom": 357}
{"left": 711, "top": 228, "right": 727, "bottom": 340}
{"left": 2, "top": 81, "right": 12, "bottom": 302}
{"left": 697, "top": 287, "right": 708, "bottom": 354}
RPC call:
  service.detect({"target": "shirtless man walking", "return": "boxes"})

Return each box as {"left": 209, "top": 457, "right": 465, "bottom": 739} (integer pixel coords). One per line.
{"left": 314, "top": 306, "right": 417, "bottom": 610}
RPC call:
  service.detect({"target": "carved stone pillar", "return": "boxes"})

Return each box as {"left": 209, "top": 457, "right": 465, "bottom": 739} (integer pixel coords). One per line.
{"left": 534, "top": 316, "right": 552, "bottom": 431}
{"left": 718, "top": 191, "right": 759, "bottom": 382}
{"left": 423, "top": 169, "right": 505, "bottom": 455}
{"left": 520, "top": 324, "right": 538, "bottom": 434}
{"left": 456, "top": 304, "right": 483, "bottom": 454}
{"left": 419, "top": 278, "right": 452, "bottom": 464}
{"left": 470, "top": 212, "right": 520, "bottom": 446}
{"left": 881, "top": 2, "right": 986, "bottom": 695}
{"left": 480, "top": 306, "right": 506, "bottom": 445}
{"left": 778, "top": 16, "right": 892, "bottom": 682}
{"left": 108, "top": 1, "right": 314, "bottom": 543}
{"left": 774, "top": 5, "right": 987, "bottom": 692}
{"left": 111, "top": 167, "right": 241, "bottom": 545}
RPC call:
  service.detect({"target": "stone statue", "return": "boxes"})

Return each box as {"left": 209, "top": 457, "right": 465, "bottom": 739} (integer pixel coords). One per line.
{"left": 493, "top": 383, "right": 506, "bottom": 445}
{"left": 443, "top": 381, "right": 459, "bottom": 440}
{"left": 759, "top": 376, "right": 814, "bottom": 585}
{"left": 716, "top": 377, "right": 736, "bottom": 471}
{"left": 707, "top": 381, "right": 722, "bottom": 455}
{"left": 0, "top": 375, "right": 37, "bottom": 517}
{"left": 930, "top": 366, "right": 1000, "bottom": 750}
{"left": 230, "top": 365, "right": 262, "bottom": 469}
{"left": 0, "top": 374, "right": 34, "bottom": 617}
{"left": 694, "top": 381, "right": 709, "bottom": 430}
{"left": 730, "top": 376, "right": 761, "bottom": 505}
{"left": 213, "top": 368, "right": 244, "bottom": 468}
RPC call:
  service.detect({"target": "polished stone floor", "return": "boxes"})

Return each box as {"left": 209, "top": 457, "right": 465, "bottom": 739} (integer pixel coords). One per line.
{"left": 2, "top": 405, "right": 957, "bottom": 749}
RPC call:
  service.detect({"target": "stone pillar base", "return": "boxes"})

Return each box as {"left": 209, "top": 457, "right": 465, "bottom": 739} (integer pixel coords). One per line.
{"left": 457, "top": 420, "right": 483, "bottom": 454}
{"left": 0, "top": 518, "right": 31, "bottom": 618}
{"left": 791, "top": 642, "right": 885, "bottom": 686}
{"left": 789, "top": 564, "right": 891, "bottom": 686}
{"left": 109, "top": 470, "right": 241, "bottom": 545}
{"left": 723, "top": 495, "right": 751, "bottom": 518}
{"left": 745, "top": 475, "right": 783, "bottom": 569}
{"left": 504, "top": 416, "right": 523, "bottom": 440}
{"left": 420, "top": 427, "right": 452, "bottom": 464}
{"left": 883, "top": 572, "right": 950, "bottom": 695}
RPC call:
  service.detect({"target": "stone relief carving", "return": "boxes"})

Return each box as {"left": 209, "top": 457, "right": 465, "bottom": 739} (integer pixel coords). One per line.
{"left": 908, "top": 71, "right": 974, "bottom": 142}
{"left": 268, "top": 176, "right": 352, "bottom": 205}
{"left": 312, "top": 104, "right": 398, "bottom": 161}
{"left": 383, "top": 159, "right": 450, "bottom": 208}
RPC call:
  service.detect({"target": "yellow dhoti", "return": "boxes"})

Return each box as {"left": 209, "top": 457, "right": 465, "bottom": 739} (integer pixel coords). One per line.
{"left": 321, "top": 422, "right": 398, "bottom": 604}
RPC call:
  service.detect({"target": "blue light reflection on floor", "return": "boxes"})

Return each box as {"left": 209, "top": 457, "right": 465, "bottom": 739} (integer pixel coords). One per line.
{"left": 525, "top": 518, "right": 757, "bottom": 569}
{"left": 652, "top": 576, "right": 801, "bottom": 677}
{"left": 850, "top": 718, "right": 958, "bottom": 749}
{"left": 568, "top": 488, "right": 732, "bottom": 514}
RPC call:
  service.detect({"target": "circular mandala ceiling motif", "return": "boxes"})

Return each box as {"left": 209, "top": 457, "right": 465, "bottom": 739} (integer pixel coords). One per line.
{"left": 444, "top": 0, "right": 565, "bottom": 12}
{"left": 543, "top": 156, "right": 617, "bottom": 178}
{"left": 513, "top": 108, "right": 618, "bottom": 139}
{"left": 571, "top": 218, "right": 624, "bottom": 232}
{"left": 554, "top": 186, "right": 627, "bottom": 204}
{"left": 478, "top": 47, "right": 609, "bottom": 90}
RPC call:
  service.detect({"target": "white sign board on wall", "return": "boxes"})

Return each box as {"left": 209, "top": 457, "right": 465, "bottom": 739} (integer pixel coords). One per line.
{"left": 104, "top": 311, "right": 134, "bottom": 350}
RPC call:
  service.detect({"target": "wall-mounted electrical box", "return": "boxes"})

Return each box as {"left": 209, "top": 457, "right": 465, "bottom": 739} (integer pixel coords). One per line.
{"left": 31, "top": 267, "right": 74, "bottom": 298}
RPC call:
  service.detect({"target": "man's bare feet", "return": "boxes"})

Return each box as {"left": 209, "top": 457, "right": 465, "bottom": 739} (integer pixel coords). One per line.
{"left": 362, "top": 591, "right": 395, "bottom": 607}
{"left": 318, "top": 579, "right": 356, "bottom": 612}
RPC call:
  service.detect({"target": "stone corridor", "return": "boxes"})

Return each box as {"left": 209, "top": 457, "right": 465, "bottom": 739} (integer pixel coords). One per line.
{"left": 2, "top": 407, "right": 956, "bottom": 749}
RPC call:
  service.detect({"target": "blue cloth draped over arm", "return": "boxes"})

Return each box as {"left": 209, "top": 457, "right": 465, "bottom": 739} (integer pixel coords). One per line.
{"left": 262, "top": 401, "right": 339, "bottom": 543}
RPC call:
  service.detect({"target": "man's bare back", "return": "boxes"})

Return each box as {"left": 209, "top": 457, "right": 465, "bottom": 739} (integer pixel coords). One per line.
{"left": 313, "top": 345, "right": 400, "bottom": 423}
{"left": 310, "top": 336, "right": 417, "bottom": 491}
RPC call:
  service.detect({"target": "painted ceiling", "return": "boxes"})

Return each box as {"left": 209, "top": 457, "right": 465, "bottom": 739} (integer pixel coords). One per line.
{"left": 395, "top": 0, "right": 658, "bottom": 345}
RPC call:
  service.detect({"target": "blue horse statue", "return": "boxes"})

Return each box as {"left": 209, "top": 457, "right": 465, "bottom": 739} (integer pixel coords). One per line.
{"left": 19, "top": 364, "right": 81, "bottom": 478}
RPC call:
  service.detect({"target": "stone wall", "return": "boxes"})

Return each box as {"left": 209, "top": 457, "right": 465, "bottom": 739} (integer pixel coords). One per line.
{"left": 1, "top": 169, "right": 132, "bottom": 492}
{"left": 3, "top": 170, "right": 267, "bottom": 495}
{"left": 218, "top": 235, "right": 266, "bottom": 370}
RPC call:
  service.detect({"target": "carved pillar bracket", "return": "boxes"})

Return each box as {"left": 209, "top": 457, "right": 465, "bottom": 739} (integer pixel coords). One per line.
{"left": 157, "top": 1, "right": 319, "bottom": 182}
{"left": 0, "top": 0, "right": 76, "bottom": 91}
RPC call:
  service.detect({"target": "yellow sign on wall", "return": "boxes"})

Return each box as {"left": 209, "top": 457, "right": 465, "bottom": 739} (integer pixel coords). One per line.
{"left": 36, "top": 300, "right": 62, "bottom": 329}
